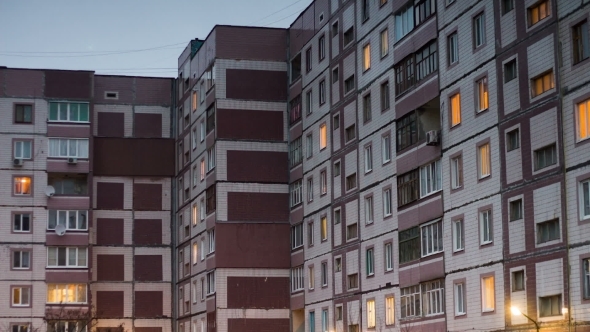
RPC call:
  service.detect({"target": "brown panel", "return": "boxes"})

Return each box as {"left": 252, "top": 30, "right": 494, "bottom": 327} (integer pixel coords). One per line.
{"left": 135, "top": 328, "right": 162, "bottom": 332}
{"left": 225, "top": 69, "right": 287, "bottom": 101}
{"left": 133, "top": 219, "right": 162, "bottom": 245}
{"left": 96, "top": 182, "right": 124, "bottom": 210}
{"left": 227, "top": 319, "right": 290, "bottom": 332}
{"left": 226, "top": 151, "right": 288, "bottom": 183}
{"left": 93, "top": 137, "right": 175, "bottom": 177}
{"left": 217, "top": 109, "right": 283, "bottom": 141}
{"left": 97, "top": 112, "right": 125, "bottom": 137}
{"left": 227, "top": 277, "right": 289, "bottom": 309}
{"left": 94, "top": 76, "right": 135, "bottom": 104}
{"left": 216, "top": 223, "right": 290, "bottom": 268}
{"left": 135, "top": 291, "right": 163, "bottom": 317}
{"left": 96, "top": 218, "right": 124, "bottom": 245}
{"left": 227, "top": 192, "right": 289, "bottom": 222}
{"left": 133, "top": 183, "right": 162, "bottom": 211}
{"left": 215, "top": 26, "right": 288, "bottom": 62}
{"left": 5, "top": 69, "right": 44, "bottom": 97}
{"left": 44, "top": 70, "right": 92, "bottom": 99}
{"left": 96, "top": 291, "right": 124, "bottom": 318}
{"left": 46, "top": 271, "right": 88, "bottom": 283}
{"left": 134, "top": 255, "right": 163, "bottom": 281}
{"left": 97, "top": 255, "right": 125, "bottom": 281}
{"left": 135, "top": 77, "right": 172, "bottom": 106}
{"left": 135, "top": 113, "right": 163, "bottom": 138}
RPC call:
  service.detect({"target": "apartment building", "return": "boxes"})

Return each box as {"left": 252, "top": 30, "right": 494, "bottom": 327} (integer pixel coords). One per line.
{"left": 0, "top": 68, "right": 175, "bottom": 332}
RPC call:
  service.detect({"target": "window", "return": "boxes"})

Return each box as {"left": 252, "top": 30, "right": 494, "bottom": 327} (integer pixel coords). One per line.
{"left": 361, "top": 0, "right": 370, "bottom": 21}
{"left": 534, "top": 144, "right": 557, "bottom": 170}
{"left": 319, "top": 80, "right": 326, "bottom": 105}
{"left": 578, "top": 99, "right": 590, "bottom": 141}
{"left": 478, "top": 143, "right": 491, "bottom": 178}
{"left": 348, "top": 273, "right": 358, "bottom": 289}
{"left": 473, "top": 13, "right": 486, "bottom": 48}
{"left": 306, "top": 47, "right": 312, "bottom": 72}
{"left": 397, "top": 170, "right": 419, "bottom": 206}
{"left": 192, "top": 91, "right": 198, "bottom": 111}
{"left": 306, "top": 90, "right": 313, "bottom": 115}
{"left": 207, "top": 148, "right": 215, "bottom": 171}
{"left": 504, "top": 59, "right": 517, "bottom": 83}
{"left": 539, "top": 295, "right": 562, "bottom": 317}
{"left": 48, "top": 102, "right": 89, "bottom": 122}
{"left": 451, "top": 156, "right": 463, "bottom": 189}
{"left": 48, "top": 175, "right": 87, "bottom": 195}
{"left": 14, "top": 104, "right": 32, "bottom": 123}
{"left": 306, "top": 134, "right": 313, "bottom": 158}
{"left": 415, "top": 41, "right": 438, "bottom": 81}
{"left": 365, "top": 196, "right": 374, "bottom": 224}
{"left": 386, "top": 296, "right": 395, "bottom": 325}
{"left": 13, "top": 213, "right": 31, "bottom": 232}
{"left": 480, "top": 210, "right": 493, "bottom": 244}
{"left": 319, "top": 35, "right": 326, "bottom": 60}
{"left": 200, "top": 279, "right": 205, "bottom": 299}
{"left": 401, "top": 285, "right": 421, "bottom": 318}
{"left": 582, "top": 180, "right": 590, "bottom": 219}
{"left": 503, "top": 0, "right": 514, "bottom": 14}
{"left": 319, "top": 124, "right": 327, "bottom": 150}
{"left": 476, "top": 77, "right": 489, "bottom": 112}
{"left": 320, "top": 171, "right": 327, "bottom": 195}
{"left": 11, "top": 324, "right": 30, "bottom": 332}
{"left": 291, "top": 266, "right": 304, "bottom": 292}
{"left": 385, "top": 243, "right": 393, "bottom": 271}
{"left": 512, "top": 270, "right": 525, "bottom": 292}
{"left": 573, "top": 20, "right": 590, "bottom": 64}
{"left": 345, "top": 124, "right": 356, "bottom": 142}
{"left": 507, "top": 129, "right": 520, "bottom": 151}
{"left": 363, "top": 93, "right": 372, "bottom": 123}
{"left": 382, "top": 135, "right": 391, "bottom": 163}
{"left": 12, "top": 287, "right": 30, "bottom": 306}
{"left": 291, "top": 54, "right": 302, "bottom": 83}
{"left": 308, "top": 221, "right": 315, "bottom": 246}
{"left": 290, "top": 95, "right": 302, "bottom": 124}
{"left": 383, "top": 189, "right": 392, "bottom": 216}
{"left": 205, "top": 185, "right": 216, "bottom": 214}
{"left": 208, "top": 229, "right": 215, "bottom": 253}
{"left": 366, "top": 248, "right": 375, "bottom": 276}
{"left": 191, "top": 128, "right": 197, "bottom": 149}
{"left": 345, "top": 173, "right": 357, "bottom": 191}
{"left": 13, "top": 251, "right": 30, "bottom": 269}
{"left": 347, "top": 223, "right": 358, "bottom": 240}
{"left": 399, "top": 227, "right": 420, "bottom": 263}
{"left": 343, "top": 27, "right": 354, "bottom": 45}
{"left": 584, "top": 259, "right": 590, "bottom": 298}
{"left": 481, "top": 276, "right": 495, "bottom": 312}
{"left": 363, "top": 44, "right": 371, "bottom": 71}
{"left": 364, "top": 145, "right": 373, "bottom": 173}
{"left": 47, "top": 247, "right": 87, "bottom": 268}
{"left": 420, "top": 160, "right": 442, "bottom": 197}
{"left": 453, "top": 219, "right": 464, "bottom": 252}
{"left": 206, "top": 106, "right": 215, "bottom": 133}
{"left": 510, "top": 199, "right": 523, "bottom": 221}
{"left": 366, "top": 299, "right": 375, "bottom": 328}
{"left": 528, "top": 0, "right": 550, "bottom": 27}
{"left": 422, "top": 280, "right": 444, "bottom": 315}
{"left": 193, "top": 243, "right": 198, "bottom": 264}
{"left": 450, "top": 93, "right": 461, "bottom": 127}
{"left": 47, "top": 210, "right": 87, "bottom": 230}
{"left": 14, "top": 140, "right": 32, "bottom": 159}
{"left": 290, "top": 136, "right": 303, "bottom": 167}
{"left": 309, "top": 312, "right": 315, "bottom": 332}
{"left": 200, "top": 122, "right": 205, "bottom": 141}
{"left": 421, "top": 220, "right": 443, "bottom": 256}
{"left": 381, "top": 81, "right": 390, "bottom": 111}
{"left": 307, "top": 178, "right": 314, "bottom": 202}
{"left": 344, "top": 75, "right": 355, "bottom": 93}
{"left": 537, "top": 219, "right": 560, "bottom": 243}
{"left": 320, "top": 217, "right": 327, "bottom": 241}
{"left": 200, "top": 238, "right": 205, "bottom": 260}
{"left": 200, "top": 159, "right": 205, "bottom": 180}
{"left": 332, "top": 21, "right": 339, "bottom": 37}
{"left": 48, "top": 138, "right": 89, "bottom": 158}
{"left": 334, "top": 209, "right": 341, "bottom": 225}
{"left": 447, "top": 32, "right": 459, "bottom": 65}
{"left": 292, "top": 223, "right": 304, "bottom": 249}
{"left": 334, "top": 161, "right": 341, "bottom": 176}
{"left": 335, "top": 257, "right": 342, "bottom": 272}
{"left": 14, "top": 177, "right": 31, "bottom": 195}
{"left": 206, "top": 271, "right": 215, "bottom": 294}
{"left": 532, "top": 70, "right": 555, "bottom": 97}
{"left": 379, "top": 29, "right": 389, "bottom": 58}
{"left": 47, "top": 284, "right": 87, "bottom": 303}
{"left": 321, "top": 262, "right": 328, "bottom": 286}
{"left": 332, "top": 68, "right": 339, "bottom": 84}
{"left": 308, "top": 266, "right": 315, "bottom": 289}
{"left": 455, "top": 283, "right": 465, "bottom": 315}
{"left": 395, "top": 5, "right": 414, "bottom": 42}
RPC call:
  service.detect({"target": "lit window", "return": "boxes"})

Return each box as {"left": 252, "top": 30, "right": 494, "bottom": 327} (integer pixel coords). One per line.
{"left": 380, "top": 29, "right": 389, "bottom": 57}
{"left": 476, "top": 77, "right": 489, "bottom": 112}
{"left": 453, "top": 219, "right": 464, "bottom": 252}
{"left": 480, "top": 210, "right": 493, "bottom": 244}
{"left": 12, "top": 287, "right": 30, "bottom": 306}
{"left": 385, "top": 296, "right": 395, "bottom": 325}
{"left": 192, "top": 91, "right": 198, "bottom": 111}
{"left": 455, "top": 283, "right": 465, "bottom": 315}
{"left": 367, "top": 299, "right": 376, "bottom": 328}
{"left": 319, "top": 124, "right": 327, "bottom": 149}
{"left": 365, "top": 196, "right": 374, "bottom": 224}
{"left": 481, "top": 276, "right": 495, "bottom": 312}
{"left": 49, "top": 102, "right": 89, "bottom": 123}
{"left": 200, "top": 160, "right": 205, "bottom": 180}
{"left": 320, "top": 217, "right": 328, "bottom": 241}
{"left": 577, "top": 99, "right": 590, "bottom": 141}
{"left": 473, "top": 13, "right": 486, "bottom": 48}
{"left": 450, "top": 93, "right": 461, "bottom": 126}
{"left": 14, "top": 177, "right": 31, "bottom": 195}
{"left": 478, "top": 143, "right": 491, "bottom": 178}
{"left": 363, "top": 44, "right": 371, "bottom": 71}
{"left": 531, "top": 70, "right": 555, "bottom": 97}
{"left": 192, "top": 243, "right": 198, "bottom": 264}
{"left": 534, "top": 144, "right": 557, "bottom": 171}
{"left": 528, "top": 0, "right": 550, "bottom": 27}
{"left": 47, "top": 284, "right": 87, "bottom": 303}
{"left": 14, "top": 140, "right": 32, "bottom": 159}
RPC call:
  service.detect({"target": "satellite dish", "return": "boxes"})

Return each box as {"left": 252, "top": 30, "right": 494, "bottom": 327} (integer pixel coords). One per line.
{"left": 45, "top": 186, "right": 55, "bottom": 197}
{"left": 55, "top": 224, "right": 66, "bottom": 236}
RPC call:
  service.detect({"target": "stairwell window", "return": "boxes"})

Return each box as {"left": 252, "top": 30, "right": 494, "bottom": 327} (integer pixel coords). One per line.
{"left": 539, "top": 295, "right": 562, "bottom": 317}
{"left": 319, "top": 124, "right": 327, "bottom": 150}
{"left": 344, "top": 75, "right": 355, "bottom": 94}
{"left": 537, "top": 219, "right": 560, "bottom": 243}
{"left": 345, "top": 124, "right": 356, "bottom": 142}
{"left": 509, "top": 199, "right": 523, "bottom": 221}
{"left": 346, "top": 173, "right": 357, "bottom": 191}
{"left": 577, "top": 99, "right": 590, "bottom": 141}
{"left": 363, "top": 44, "right": 371, "bottom": 71}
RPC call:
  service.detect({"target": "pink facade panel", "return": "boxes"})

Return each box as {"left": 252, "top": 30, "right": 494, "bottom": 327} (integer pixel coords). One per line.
{"left": 216, "top": 26, "right": 288, "bottom": 62}
{"left": 46, "top": 233, "right": 89, "bottom": 246}
{"left": 47, "top": 160, "right": 90, "bottom": 173}
{"left": 5, "top": 69, "right": 44, "bottom": 97}
{"left": 135, "top": 77, "right": 172, "bottom": 106}
{"left": 46, "top": 271, "right": 89, "bottom": 283}
{"left": 47, "top": 197, "right": 91, "bottom": 210}
{"left": 47, "top": 124, "right": 91, "bottom": 138}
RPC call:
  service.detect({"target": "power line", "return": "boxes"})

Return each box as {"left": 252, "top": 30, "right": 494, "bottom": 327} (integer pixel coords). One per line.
{"left": 249, "top": 0, "right": 307, "bottom": 25}
{"left": 262, "top": 9, "right": 306, "bottom": 27}
{"left": 0, "top": 42, "right": 186, "bottom": 58}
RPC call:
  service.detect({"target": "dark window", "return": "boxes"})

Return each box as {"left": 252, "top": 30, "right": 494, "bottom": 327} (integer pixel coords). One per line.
{"left": 363, "top": 94, "right": 372, "bottom": 123}
{"left": 290, "top": 95, "right": 302, "bottom": 124}
{"left": 333, "top": 114, "right": 340, "bottom": 129}
{"left": 346, "top": 224, "right": 358, "bottom": 240}
{"left": 344, "top": 27, "right": 354, "bottom": 45}
{"left": 539, "top": 295, "right": 562, "bottom": 317}
{"left": 344, "top": 75, "right": 355, "bottom": 93}
{"left": 332, "top": 21, "right": 339, "bottom": 37}
{"left": 290, "top": 136, "right": 303, "bottom": 167}
{"left": 399, "top": 226, "right": 420, "bottom": 264}
{"left": 415, "top": 42, "right": 438, "bottom": 81}
{"left": 507, "top": 129, "right": 520, "bottom": 151}
{"left": 537, "top": 219, "right": 560, "bottom": 243}
{"left": 397, "top": 169, "right": 419, "bottom": 206}
{"left": 573, "top": 20, "right": 590, "bottom": 64}
{"left": 415, "top": 0, "right": 436, "bottom": 26}
{"left": 306, "top": 47, "right": 313, "bottom": 72}
{"left": 345, "top": 124, "right": 356, "bottom": 142}
{"left": 362, "top": 0, "right": 370, "bottom": 21}
{"left": 334, "top": 161, "right": 341, "bottom": 176}
{"left": 320, "top": 80, "right": 326, "bottom": 105}
{"left": 504, "top": 59, "right": 517, "bottom": 83}
{"left": 396, "top": 111, "right": 418, "bottom": 151}
{"left": 206, "top": 185, "right": 216, "bottom": 214}
{"left": 319, "top": 36, "right": 326, "bottom": 60}
{"left": 206, "top": 106, "right": 215, "bottom": 134}
{"left": 534, "top": 144, "right": 557, "bottom": 171}
{"left": 509, "top": 199, "right": 523, "bottom": 221}
{"left": 381, "top": 81, "right": 390, "bottom": 111}
{"left": 14, "top": 104, "right": 32, "bottom": 124}
{"left": 345, "top": 173, "right": 357, "bottom": 191}
{"left": 13, "top": 213, "right": 31, "bottom": 232}
{"left": 395, "top": 41, "right": 438, "bottom": 95}
{"left": 502, "top": 0, "right": 514, "bottom": 14}
{"left": 332, "top": 67, "right": 339, "bottom": 83}
{"left": 291, "top": 53, "right": 302, "bottom": 83}
{"left": 512, "top": 270, "right": 524, "bottom": 291}
{"left": 48, "top": 174, "right": 88, "bottom": 195}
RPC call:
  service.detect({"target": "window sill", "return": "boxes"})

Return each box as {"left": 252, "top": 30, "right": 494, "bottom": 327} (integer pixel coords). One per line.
{"left": 475, "top": 107, "right": 489, "bottom": 116}
{"left": 480, "top": 241, "right": 493, "bottom": 247}
{"left": 421, "top": 251, "right": 443, "bottom": 259}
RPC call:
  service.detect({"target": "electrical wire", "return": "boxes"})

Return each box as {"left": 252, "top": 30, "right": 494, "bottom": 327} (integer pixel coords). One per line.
{"left": 0, "top": 42, "right": 186, "bottom": 58}
{"left": 249, "top": 0, "right": 307, "bottom": 25}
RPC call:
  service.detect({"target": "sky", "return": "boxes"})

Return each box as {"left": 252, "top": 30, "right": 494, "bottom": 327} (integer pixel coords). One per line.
{"left": 0, "top": 0, "right": 313, "bottom": 77}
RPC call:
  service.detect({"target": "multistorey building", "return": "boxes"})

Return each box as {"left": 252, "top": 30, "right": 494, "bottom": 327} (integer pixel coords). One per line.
{"left": 0, "top": 68, "right": 175, "bottom": 332}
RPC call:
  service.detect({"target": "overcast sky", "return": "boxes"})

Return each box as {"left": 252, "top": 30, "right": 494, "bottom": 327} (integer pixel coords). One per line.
{"left": 0, "top": 0, "right": 312, "bottom": 77}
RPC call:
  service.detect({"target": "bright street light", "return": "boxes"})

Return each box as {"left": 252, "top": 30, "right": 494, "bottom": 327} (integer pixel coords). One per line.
{"left": 510, "top": 306, "right": 539, "bottom": 332}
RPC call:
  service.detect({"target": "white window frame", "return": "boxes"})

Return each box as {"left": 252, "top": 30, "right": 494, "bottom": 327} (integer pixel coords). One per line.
{"left": 367, "top": 299, "right": 376, "bottom": 328}
{"left": 473, "top": 13, "right": 486, "bottom": 48}
{"left": 380, "top": 29, "right": 389, "bottom": 58}
{"left": 306, "top": 90, "right": 313, "bottom": 115}
{"left": 478, "top": 143, "right": 491, "bottom": 179}
{"left": 308, "top": 265, "right": 315, "bottom": 289}
{"left": 48, "top": 102, "right": 90, "bottom": 123}
{"left": 481, "top": 276, "right": 495, "bottom": 312}
{"left": 480, "top": 210, "right": 493, "bottom": 244}
{"left": 321, "top": 262, "right": 328, "bottom": 287}
{"left": 455, "top": 283, "right": 465, "bottom": 315}
{"left": 584, "top": 258, "right": 590, "bottom": 299}
{"left": 208, "top": 229, "right": 215, "bottom": 253}
{"left": 385, "top": 296, "right": 395, "bottom": 325}
{"left": 321, "top": 309, "right": 328, "bottom": 332}
{"left": 207, "top": 148, "right": 215, "bottom": 171}
{"left": 13, "top": 213, "right": 31, "bottom": 233}
{"left": 292, "top": 223, "right": 304, "bottom": 249}
{"left": 385, "top": 243, "right": 393, "bottom": 271}
{"left": 320, "top": 171, "right": 327, "bottom": 195}
{"left": 200, "top": 199, "right": 205, "bottom": 221}
{"left": 382, "top": 135, "right": 391, "bottom": 163}
{"left": 200, "top": 122, "right": 205, "bottom": 142}
{"left": 364, "top": 145, "right": 373, "bottom": 173}
{"left": 46, "top": 284, "right": 87, "bottom": 304}
{"left": 365, "top": 196, "right": 374, "bottom": 224}
{"left": 453, "top": 219, "right": 464, "bottom": 252}
{"left": 448, "top": 32, "right": 459, "bottom": 64}
{"left": 366, "top": 248, "right": 375, "bottom": 276}
{"left": 14, "top": 140, "right": 32, "bottom": 159}
{"left": 400, "top": 285, "right": 421, "bottom": 318}
{"left": 307, "top": 177, "right": 314, "bottom": 202}
{"left": 206, "top": 271, "right": 215, "bottom": 295}
{"left": 581, "top": 179, "right": 590, "bottom": 220}
{"left": 420, "top": 159, "right": 442, "bottom": 197}
{"left": 383, "top": 188, "right": 392, "bottom": 217}
{"left": 421, "top": 219, "right": 443, "bottom": 257}
{"left": 451, "top": 156, "right": 462, "bottom": 189}
{"left": 47, "top": 247, "right": 87, "bottom": 268}
{"left": 476, "top": 77, "right": 489, "bottom": 112}
{"left": 291, "top": 180, "right": 303, "bottom": 207}
{"left": 422, "top": 280, "right": 445, "bottom": 316}
{"left": 48, "top": 138, "right": 89, "bottom": 158}
{"left": 13, "top": 250, "right": 30, "bottom": 269}
{"left": 395, "top": 5, "right": 414, "bottom": 42}
{"left": 291, "top": 266, "right": 304, "bottom": 292}
{"left": 12, "top": 287, "right": 30, "bottom": 306}
{"left": 47, "top": 210, "right": 88, "bottom": 230}
{"left": 577, "top": 98, "right": 590, "bottom": 142}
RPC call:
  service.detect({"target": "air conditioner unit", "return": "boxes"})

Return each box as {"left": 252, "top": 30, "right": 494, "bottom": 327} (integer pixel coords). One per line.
{"left": 426, "top": 130, "right": 440, "bottom": 146}
{"left": 13, "top": 158, "right": 24, "bottom": 167}
{"left": 67, "top": 157, "right": 78, "bottom": 164}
